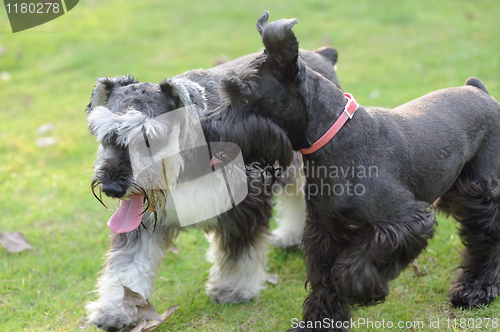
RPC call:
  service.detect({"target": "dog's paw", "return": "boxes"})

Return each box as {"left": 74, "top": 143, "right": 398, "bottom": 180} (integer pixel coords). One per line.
{"left": 207, "top": 287, "right": 259, "bottom": 304}
{"left": 86, "top": 302, "right": 136, "bottom": 332}
{"left": 270, "top": 229, "right": 302, "bottom": 250}
{"left": 449, "top": 282, "right": 500, "bottom": 309}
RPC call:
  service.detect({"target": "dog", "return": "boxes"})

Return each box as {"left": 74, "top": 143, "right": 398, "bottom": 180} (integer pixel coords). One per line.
{"left": 85, "top": 12, "right": 342, "bottom": 331}
{"left": 202, "top": 16, "right": 500, "bottom": 331}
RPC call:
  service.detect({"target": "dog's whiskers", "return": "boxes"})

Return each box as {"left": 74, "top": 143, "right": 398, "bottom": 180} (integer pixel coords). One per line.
{"left": 91, "top": 178, "right": 110, "bottom": 210}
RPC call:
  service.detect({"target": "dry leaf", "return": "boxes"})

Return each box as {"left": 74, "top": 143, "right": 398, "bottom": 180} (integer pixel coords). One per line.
{"left": 136, "top": 301, "right": 162, "bottom": 321}
{"left": 266, "top": 273, "right": 279, "bottom": 285}
{"left": 123, "top": 286, "right": 148, "bottom": 307}
{"left": 123, "top": 286, "right": 160, "bottom": 320}
{"left": 0, "top": 232, "right": 33, "bottom": 253}
{"left": 142, "top": 305, "right": 179, "bottom": 331}
{"left": 122, "top": 286, "right": 178, "bottom": 331}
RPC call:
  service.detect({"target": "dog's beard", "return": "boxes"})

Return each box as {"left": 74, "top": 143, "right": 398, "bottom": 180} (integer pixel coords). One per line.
{"left": 92, "top": 146, "right": 185, "bottom": 233}
{"left": 91, "top": 173, "right": 169, "bottom": 233}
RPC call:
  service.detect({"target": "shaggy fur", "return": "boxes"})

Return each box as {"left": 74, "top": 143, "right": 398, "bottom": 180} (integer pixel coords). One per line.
{"left": 85, "top": 12, "right": 342, "bottom": 332}
{"left": 202, "top": 17, "right": 500, "bottom": 332}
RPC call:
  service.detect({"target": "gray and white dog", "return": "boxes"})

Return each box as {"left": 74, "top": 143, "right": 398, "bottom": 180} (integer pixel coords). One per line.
{"left": 202, "top": 17, "right": 500, "bottom": 332}
{"left": 85, "top": 12, "right": 341, "bottom": 331}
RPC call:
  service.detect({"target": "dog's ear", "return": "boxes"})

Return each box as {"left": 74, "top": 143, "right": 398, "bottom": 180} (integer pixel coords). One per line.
{"left": 256, "top": 11, "right": 269, "bottom": 36}
{"left": 261, "top": 18, "right": 299, "bottom": 80}
{"left": 159, "top": 78, "right": 183, "bottom": 110}
{"left": 234, "top": 112, "right": 294, "bottom": 175}
{"left": 86, "top": 75, "right": 137, "bottom": 113}
{"left": 202, "top": 110, "right": 293, "bottom": 173}
{"left": 310, "top": 46, "right": 342, "bottom": 90}
{"left": 159, "top": 78, "right": 207, "bottom": 112}
{"left": 314, "top": 46, "right": 338, "bottom": 66}
{"left": 249, "top": 116, "right": 294, "bottom": 172}
{"left": 219, "top": 68, "right": 261, "bottom": 106}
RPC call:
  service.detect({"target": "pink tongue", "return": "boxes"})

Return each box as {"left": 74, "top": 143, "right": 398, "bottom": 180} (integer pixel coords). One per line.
{"left": 107, "top": 196, "right": 145, "bottom": 233}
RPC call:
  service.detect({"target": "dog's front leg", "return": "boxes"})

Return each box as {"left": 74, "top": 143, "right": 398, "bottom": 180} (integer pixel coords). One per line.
{"left": 86, "top": 218, "right": 176, "bottom": 331}
{"left": 331, "top": 203, "right": 436, "bottom": 309}
{"left": 289, "top": 219, "right": 351, "bottom": 332}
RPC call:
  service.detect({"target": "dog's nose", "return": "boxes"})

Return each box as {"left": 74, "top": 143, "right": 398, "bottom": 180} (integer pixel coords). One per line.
{"left": 102, "top": 183, "right": 127, "bottom": 199}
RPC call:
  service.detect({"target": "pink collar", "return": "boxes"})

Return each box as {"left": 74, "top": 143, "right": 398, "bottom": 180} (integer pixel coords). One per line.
{"left": 299, "top": 93, "right": 359, "bottom": 155}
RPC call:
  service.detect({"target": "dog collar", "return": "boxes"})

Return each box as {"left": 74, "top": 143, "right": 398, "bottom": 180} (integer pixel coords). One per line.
{"left": 299, "top": 93, "right": 359, "bottom": 155}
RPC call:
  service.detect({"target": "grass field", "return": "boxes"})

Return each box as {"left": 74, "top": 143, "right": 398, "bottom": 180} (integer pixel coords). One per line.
{"left": 1, "top": 0, "right": 500, "bottom": 331}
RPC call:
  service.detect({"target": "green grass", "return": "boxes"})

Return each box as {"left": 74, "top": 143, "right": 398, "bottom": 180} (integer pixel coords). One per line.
{"left": 1, "top": 0, "right": 500, "bottom": 331}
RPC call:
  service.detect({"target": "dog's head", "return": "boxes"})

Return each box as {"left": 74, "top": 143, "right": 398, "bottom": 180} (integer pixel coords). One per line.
{"left": 206, "top": 14, "right": 343, "bottom": 172}
{"left": 258, "top": 12, "right": 341, "bottom": 92}
{"left": 86, "top": 76, "right": 207, "bottom": 232}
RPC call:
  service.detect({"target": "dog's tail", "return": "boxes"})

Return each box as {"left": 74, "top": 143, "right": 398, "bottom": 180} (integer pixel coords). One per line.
{"left": 465, "top": 77, "right": 489, "bottom": 94}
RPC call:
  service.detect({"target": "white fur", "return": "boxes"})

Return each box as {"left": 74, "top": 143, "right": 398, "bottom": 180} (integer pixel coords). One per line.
{"left": 90, "top": 83, "right": 108, "bottom": 109}
{"left": 87, "top": 106, "right": 119, "bottom": 142}
{"left": 116, "top": 110, "right": 152, "bottom": 146}
{"left": 272, "top": 168, "right": 306, "bottom": 248}
{"left": 87, "top": 106, "right": 152, "bottom": 146}
{"left": 168, "top": 78, "right": 195, "bottom": 107}
{"left": 86, "top": 214, "right": 169, "bottom": 328}
{"left": 167, "top": 77, "right": 207, "bottom": 112}
{"left": 205, "top": 231, "right": 269, "bottom": 303}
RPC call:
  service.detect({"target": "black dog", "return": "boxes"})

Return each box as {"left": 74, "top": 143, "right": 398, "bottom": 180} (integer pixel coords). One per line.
{"left": 85, "top": 12, "right": 342, "bottom": 331}
{"left": 203, "top": 17, "right": 500, "bottom": 331}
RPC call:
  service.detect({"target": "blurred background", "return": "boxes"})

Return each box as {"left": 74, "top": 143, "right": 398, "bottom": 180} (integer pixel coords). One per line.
{"left": 1, "top": 0, "right": 499, "bottom": 331}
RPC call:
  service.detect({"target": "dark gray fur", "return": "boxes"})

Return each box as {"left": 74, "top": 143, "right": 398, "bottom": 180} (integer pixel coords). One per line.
{"left": 86, "top": 12, "right": 342, "bottom": 332}
{"left": 202, "top": 17, "right": 500, "bottom": 332}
